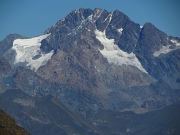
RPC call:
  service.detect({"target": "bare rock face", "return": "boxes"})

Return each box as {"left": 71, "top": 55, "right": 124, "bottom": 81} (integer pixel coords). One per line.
{"left": 135, "top": 23, "right": 180, "bottom": 89}
{"left": 0, "top": 34, "right": 25, "bottom": 56}
{"left": 136, "top": 22, "right": 170, "bottom": 55}
{"left": 0, "top": 65, "right": 102, "bottom": 118}
{"left": 0, "top": 57, "right": 11, "bottom": 74}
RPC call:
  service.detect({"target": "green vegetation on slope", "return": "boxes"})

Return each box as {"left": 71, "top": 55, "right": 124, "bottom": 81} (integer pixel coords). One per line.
{"left": 0, "top": 109, "right": 30, "bottom": 135}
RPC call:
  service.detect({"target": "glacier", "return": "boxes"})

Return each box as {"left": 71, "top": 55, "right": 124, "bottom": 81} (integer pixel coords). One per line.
{"left": 12, "top": 34, "right": 54, "bottom": 71}
{"left": 95, "top": 30, "right": 147, "bottom": 73}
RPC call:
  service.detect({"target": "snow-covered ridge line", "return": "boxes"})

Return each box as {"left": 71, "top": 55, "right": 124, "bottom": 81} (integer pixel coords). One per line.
{"left": 95, "top": 30, "right": 147, "bottom": 73}
{"left": 104, "top": 13, "right": 113, "bottom": 31}
{"left": 12, "top": 34, "right": 54, "bottom": 71}
{"left": 93, "top": 9, "right": 104, "bottom": 23}
{"left": 153, "top": 39, "right": 180, "bottom": 57}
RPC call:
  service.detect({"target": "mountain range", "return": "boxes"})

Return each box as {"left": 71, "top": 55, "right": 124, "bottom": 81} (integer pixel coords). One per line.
{"left": 0, "top": 8, "right": 180, "bottom": 134}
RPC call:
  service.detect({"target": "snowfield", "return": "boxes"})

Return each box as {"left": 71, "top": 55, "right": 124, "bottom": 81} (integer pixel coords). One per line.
{"left": 153, "top": 39, "right": 180, "bottom": 57}
{"left": 12, "top": 34, "right": 54, "bottom": 71}
{"left": 95, "top": 30, "right": 147, "bottom": 73}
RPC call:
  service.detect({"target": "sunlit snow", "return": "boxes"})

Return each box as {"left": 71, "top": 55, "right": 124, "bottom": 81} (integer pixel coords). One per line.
{"left": 117, "top": 28, "right": 123, "bottom": 34}
{"left": 153, "top": 39, "right": 180, "bottom": 57}
{"left": 95, "top": 30, "right": 147, "bottom": 73}
{"left": 104, "top": 13, "right": 113, "bottom": 30}
{"left": 12, "top": 34, "right": 54, "bottom": 71}
{"left": 93, "top": 9, "right": 104, "bottom": 22}
{"left": 103, "top": 13, "right": 112, "bottom": 23}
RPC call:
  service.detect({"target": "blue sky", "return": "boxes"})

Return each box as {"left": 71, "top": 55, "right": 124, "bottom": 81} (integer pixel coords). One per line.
{"left": 0, "top": 0, "right": 180, "bottom": 41}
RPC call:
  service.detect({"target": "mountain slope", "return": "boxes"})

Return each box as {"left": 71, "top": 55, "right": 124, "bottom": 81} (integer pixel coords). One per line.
{"left": 88, "top": 104, "right": 180, "bottom": 135}
{"left": 0, "top": 58, "right": 103, "bottom": 117}
{"left": 0, "top": 109, "right": 30, "bottom": 135}
{"left": 0, "top": 89, "right": 179, "bottom": 135}
{"left": 0, "top": 34, "right": 25, "bottom": 56}
{"left": 0, "top": 89, "right": 102, "bottom": 135}
{"left": 135, "top": 22, "right": 180, "bottom": 89}
{"left": 0, "top": 8, "right": 180, "bottom": 114}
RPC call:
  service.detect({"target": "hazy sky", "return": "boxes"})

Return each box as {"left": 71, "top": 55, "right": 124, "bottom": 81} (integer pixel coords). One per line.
{"left": 0, "top": 0, "right": 180, "bottom": 41}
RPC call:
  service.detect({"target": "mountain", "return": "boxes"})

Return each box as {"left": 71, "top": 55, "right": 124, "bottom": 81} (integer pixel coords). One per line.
{"left": 0, "top": 34, "right": 25, "bottom": 56}
{"left": 135, "top": 22, "right": 180, "bottom": 89}
{"left": 0, "top": 108, "right": 30, "bottom": 135}
{"left": 0, "top": 89, "right": 101, "bottom": 135}
{"left": 1, "top": 7, "right": 180, "bottom": 113}
{"left": 0, "top": 89, "right": 180, "bottom": 135}
{"left": 0, "top": 57, "right": 11, "bottom": 74}
{"left": 0, "top": 57, "right": 103, "bottom": 117}
{"left": 87, "top": 104, "right": 180, "bottom": 135}
{"left": 0, "top": 7, "right": 180, "bottom": 134}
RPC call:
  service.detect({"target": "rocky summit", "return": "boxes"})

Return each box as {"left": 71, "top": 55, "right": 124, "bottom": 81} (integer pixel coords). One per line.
{"left": 0, "top": 8, "right": 180, "bottom": 135}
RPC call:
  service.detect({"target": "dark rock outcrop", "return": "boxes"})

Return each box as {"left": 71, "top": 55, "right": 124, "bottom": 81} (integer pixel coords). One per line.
{"left": 0, "top": 57, "right": 11, "bottom": 74}
{"left": 0, "top": 34, "right": 25, "bottom": 56}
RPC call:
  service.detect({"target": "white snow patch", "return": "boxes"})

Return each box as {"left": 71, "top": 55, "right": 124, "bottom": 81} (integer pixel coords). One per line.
{"left": 171, "top": 39, "right": 180, "bottom": 45}
{"left": 95, "top": 30, "right": 147, "bottom": 73}
{"left": 103, "top": 13, "right": 112, "bottom": 23}
{"left": 74, "top": 9, "right": 80, "bottom": 14}
{"left": 67, "top": 33, "right": 72, "bottom": 35}
{"left": 153, "top": 39, "right": 180, "bottom": 57}
{"left": 104, "top": 13, "right": 113, "bottom": 30}
{"left": 117, "top": 28, "right": 123, "bottom": 34}
{"left": 93, "top": 9, "right": 104, "bottom": 22}
{"left": 140, "top": 26, "right": 143, "bottom": 28}
{"left": 61, "top": 18, "right": 65, "bottom": 21}
{"left": 77, "top": 19, "right": 85, "bottom": 30}
{"left": 153, "top": 45, "right": 173, "bottom": 57}
{"left": 12, "top": 34, "right": 54, "bottom": 71}
{"left": 88, "top": 14, "right": 93, "bottom": 21}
